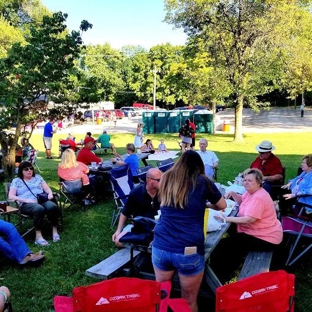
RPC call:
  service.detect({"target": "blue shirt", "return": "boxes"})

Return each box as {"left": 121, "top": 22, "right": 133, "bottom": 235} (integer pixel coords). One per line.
{"left": 153, "top": 175, "right": 222, "bottom": 255}
{"left": 43, "top": 122, "right": 53, "bottom": 138}
{"left": 124, "top": 154, "right": 139, "bottom": 177}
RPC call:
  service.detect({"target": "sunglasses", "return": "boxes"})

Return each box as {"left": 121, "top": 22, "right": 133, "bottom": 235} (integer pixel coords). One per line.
{"left": 147, "top": 177, "right": 161, "bottom": 182}
{"left": 23, "top": 167, "right": 34, "bottom": 171}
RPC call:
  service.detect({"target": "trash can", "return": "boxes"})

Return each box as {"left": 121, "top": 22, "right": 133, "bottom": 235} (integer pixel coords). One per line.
{"left": 155, "top": 111, "right": 169, "bottom": 133}
{"left": 168, "top": 111, "right": 181, "bottom": 133}
{"left": 194, "top": 110, "right": 213, "bottom": 133}
{"left": 142, "top": 111, "right": 155, "bottom": 134}
{"left": 222, "top": 120, "right": 230, "bottom": 132}
{"left": 96, "top": 118, "right": 102, "bottom": 125}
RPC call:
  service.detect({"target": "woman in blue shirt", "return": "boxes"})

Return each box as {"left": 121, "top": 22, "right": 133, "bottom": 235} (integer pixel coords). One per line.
{"left": 152, "top": 151, "right": 226, "bottom": 312}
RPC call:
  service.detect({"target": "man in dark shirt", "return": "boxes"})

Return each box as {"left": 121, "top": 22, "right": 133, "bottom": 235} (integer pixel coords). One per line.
{"left": 112, "top": 168, "right": 162, "bottom": 247}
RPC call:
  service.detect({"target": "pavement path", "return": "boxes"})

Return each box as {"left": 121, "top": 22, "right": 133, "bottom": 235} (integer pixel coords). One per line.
{"left": 33, "top": 106, "right": 312, "bottom": 136}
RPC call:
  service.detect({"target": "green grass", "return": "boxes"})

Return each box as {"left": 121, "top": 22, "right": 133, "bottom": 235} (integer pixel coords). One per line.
{"left": 1, "top": 131, "right": 312, "bottom": 311}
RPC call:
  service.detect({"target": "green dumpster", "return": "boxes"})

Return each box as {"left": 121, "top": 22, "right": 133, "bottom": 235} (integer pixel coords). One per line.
{"left": 142, "top": 111, "right": 155, "bottom": 134}
{"left": 168, "top": 111, "right": 181, "bottom": 133}
{"left": 154, "top": 111, "right": 169, "bottom": 133}
{"left": 180, "top": 110, "right": 195, "bottom": 126}
{"left": 194, "top": 109, "right": 213, "bottom": 133}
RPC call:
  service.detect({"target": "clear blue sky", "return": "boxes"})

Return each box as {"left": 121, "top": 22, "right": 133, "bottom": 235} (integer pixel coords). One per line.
{"left": 41, "top": 0, "right": 187, "bottom": 49}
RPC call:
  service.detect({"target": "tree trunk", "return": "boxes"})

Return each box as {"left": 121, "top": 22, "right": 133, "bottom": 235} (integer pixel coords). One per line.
{"left": 233, "top": 95, "right": 244, "bottom": 142}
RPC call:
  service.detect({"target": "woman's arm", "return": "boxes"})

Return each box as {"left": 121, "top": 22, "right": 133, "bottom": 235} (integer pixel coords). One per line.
{"left": 226, "top": 215, "right": 257, "bottom": 224}
{"left": 225, "top": 191, "right": 242, "bottom": 205}
{"left": 8, "top": 187, "right": 36, "bottom": 203}
{"left": 41, "top": 182, "right": 54, "bottom": 199}
{"left": 210, "top": 197, "right": 227, "bottom": 211}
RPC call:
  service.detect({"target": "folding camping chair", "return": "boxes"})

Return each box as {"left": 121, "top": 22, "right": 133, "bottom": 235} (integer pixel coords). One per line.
{"left": 25, "top": 149, "right": 40, "bottom": 172}
{"left": 216, "top": 270, "right": 295, "bottom": 312}
{"left": 54, "top": 278, "right": 191, "bottom": 312}
{"left": 58, "top": 179, "right": 87, "bottom": 210}
{"left": 109, "top": 166, "right": 134, "bottom": 227}
{"left": 282, "top": 207, "right": 312, "bottom": 266}
{"left": 4, "top": 182, "right": 34, "bottom": 238}
{"left": 136, "top": 164, "right": 154, "bottom": 183}
{"left": 157, "top": 158, "right": 174, "bottom": 172}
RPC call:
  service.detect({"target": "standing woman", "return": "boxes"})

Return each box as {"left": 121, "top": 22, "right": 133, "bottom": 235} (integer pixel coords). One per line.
{"left": 134, "top": 123, "right": 144, "bottom": 152}
{"left": 179, "top": 119, "right": 194, "bottom": 153}
{"left": 9, "top": 161, "right": 60, "bottom": 246}
{"left": 152, "top": 151, "right": 226, "bottom": 312}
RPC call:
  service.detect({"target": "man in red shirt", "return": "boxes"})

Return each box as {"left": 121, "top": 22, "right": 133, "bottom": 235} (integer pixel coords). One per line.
{"left": 77, "top": 137, "right": 102, "bottom": 165}
{"left": 250, "top": 140, "right": 283, "bottom": 193}
{"left": 187, "top": 118, "right": 196, "bottom": 150}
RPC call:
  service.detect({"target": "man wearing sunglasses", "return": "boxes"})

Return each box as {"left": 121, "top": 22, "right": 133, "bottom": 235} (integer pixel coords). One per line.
{"left": 250, "top": 140, "right": 283, "bottom": 193}
{"left": 112, "top": 168, "right": 162, "bottom": 247}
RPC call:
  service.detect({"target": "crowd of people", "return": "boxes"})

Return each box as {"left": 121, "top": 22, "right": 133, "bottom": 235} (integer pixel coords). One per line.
{"left": 3, "top": 116, "right": 311, "bottom": 312}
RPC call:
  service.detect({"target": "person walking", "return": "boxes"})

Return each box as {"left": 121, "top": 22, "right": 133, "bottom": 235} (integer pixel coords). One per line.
{"left": 43, "top": 118, "right": 56, "bottom": 159}
{"left": 300, "top": 103, "right": 305, "bottom": 117}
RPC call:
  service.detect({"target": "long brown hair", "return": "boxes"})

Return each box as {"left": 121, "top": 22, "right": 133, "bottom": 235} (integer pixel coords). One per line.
{"left": 159, "top": 150, "right": 207, "bottom": 208}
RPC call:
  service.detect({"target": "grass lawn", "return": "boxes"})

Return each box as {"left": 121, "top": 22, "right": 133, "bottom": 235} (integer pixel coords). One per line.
{"left": 1, "top": 130, "right": 312, "bottom": 311}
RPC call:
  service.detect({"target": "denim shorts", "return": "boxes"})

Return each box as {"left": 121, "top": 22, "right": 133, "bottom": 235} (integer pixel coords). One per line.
{"left": 152, "top": 246, "right": 205, "bottom": 276}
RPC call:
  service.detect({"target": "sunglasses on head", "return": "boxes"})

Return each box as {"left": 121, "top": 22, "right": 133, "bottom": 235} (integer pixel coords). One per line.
{"left": 23, "top": 167, "right": 34, "bottom": 171}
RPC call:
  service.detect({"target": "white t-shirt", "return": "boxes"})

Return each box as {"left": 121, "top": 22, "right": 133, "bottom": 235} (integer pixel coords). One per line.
{"left": 197, "top": 150, "right": 219, "bottom": 178}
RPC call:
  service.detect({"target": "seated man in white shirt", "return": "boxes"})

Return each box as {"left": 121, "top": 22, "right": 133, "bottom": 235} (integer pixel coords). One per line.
{"left": 197, "top": 138, "right": 219, "bottom": 179}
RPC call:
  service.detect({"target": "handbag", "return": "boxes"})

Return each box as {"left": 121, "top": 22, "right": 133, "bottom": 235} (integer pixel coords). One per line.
{"left": 37, "top": 192, "right": 49, "bottom": 204}
{"left": 21, "top": 179, "right": 50, "bottom": 205}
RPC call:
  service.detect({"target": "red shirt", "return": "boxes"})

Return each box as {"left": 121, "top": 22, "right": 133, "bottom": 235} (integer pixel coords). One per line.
{"left": 250, "top": 153, "right": 283, "bottom": 177}
{"left": 76, "top": 147, "right": 101, "bottom": 165}
{"left": 59, "top": 139, "right": 77, "bottom": 151}
{"left": 189, "top": 121, "right": 196, "bottom": 138}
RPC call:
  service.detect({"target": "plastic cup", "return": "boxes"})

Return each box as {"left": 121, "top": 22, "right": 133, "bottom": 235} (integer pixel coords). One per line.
{"left": 91, "top": 162, "right": 96, "bottom": 169}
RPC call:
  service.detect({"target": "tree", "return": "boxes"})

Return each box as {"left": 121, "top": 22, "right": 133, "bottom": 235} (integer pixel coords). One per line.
{"left": 0, "top": 12, "right": 91, "bottom": 180}
{"left": 165, "top": 0, "right": 312, "bottom": 141}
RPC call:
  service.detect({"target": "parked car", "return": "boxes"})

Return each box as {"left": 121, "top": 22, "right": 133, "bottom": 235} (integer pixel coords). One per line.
{"left": 216, "top": 105, "right": 226, "bottom": 113}
{"left": 133, "top": 107, "right": 146, "bottom": 116}
{"left": 120, "top": 107, "right": 137, "bottom": 117}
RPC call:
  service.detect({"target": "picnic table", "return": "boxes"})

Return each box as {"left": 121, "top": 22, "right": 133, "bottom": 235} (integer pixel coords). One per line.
{"left": 86, "top": 208, "right": 238, "bottom": 298}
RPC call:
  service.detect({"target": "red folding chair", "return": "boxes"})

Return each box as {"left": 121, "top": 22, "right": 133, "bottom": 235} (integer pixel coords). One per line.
{"left": 54, "top": 277, "right": 191, "bottom": 312}
{"left": 215, "top": 270, "right": 295, "bottom": 312}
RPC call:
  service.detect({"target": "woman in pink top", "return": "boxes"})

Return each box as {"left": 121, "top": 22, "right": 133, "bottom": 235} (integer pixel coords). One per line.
{"left": 210, "top": 168, "right": 282, "bottom": 283}
{"left": 58, "top": 149, "right": 93, "bottom": 204}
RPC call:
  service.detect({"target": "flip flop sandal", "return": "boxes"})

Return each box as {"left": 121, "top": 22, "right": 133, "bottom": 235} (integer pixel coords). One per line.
{"left": 35, "top": 239, "right": 49, "bottom": 246}
{"left": 53, "top": 234, "right": 60, "bottom": 242}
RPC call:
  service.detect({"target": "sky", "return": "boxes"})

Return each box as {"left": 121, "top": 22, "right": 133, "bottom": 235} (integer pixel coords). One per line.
{"left": 41, "top": 0, "right": 187, "bottom": 50}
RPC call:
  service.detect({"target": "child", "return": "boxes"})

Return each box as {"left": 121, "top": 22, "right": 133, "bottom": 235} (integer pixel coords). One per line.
{"left": 158, "top": 139, "right": 168, "bottom": 153}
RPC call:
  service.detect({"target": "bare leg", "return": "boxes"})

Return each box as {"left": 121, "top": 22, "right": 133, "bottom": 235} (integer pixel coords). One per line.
{"left": 46, "top": 149, "right": 51, "bottom": 158}
{"left": 153, "top": 265, "right": 175, "bottom": 283}
{"left": 178, "top": 271, "right": 204, "bottom": 312}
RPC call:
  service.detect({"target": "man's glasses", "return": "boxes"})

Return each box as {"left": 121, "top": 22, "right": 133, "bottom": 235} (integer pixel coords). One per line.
{"left": 23, "top": 167, "right": 34, "bottom": 171}
{"left": 147, "top": 177, "right": 161, "bottom": 182}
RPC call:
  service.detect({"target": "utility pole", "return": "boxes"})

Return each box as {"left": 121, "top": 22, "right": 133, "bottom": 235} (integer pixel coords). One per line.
{"left": 152, "top": 65, "right": 157, "bottom": 111}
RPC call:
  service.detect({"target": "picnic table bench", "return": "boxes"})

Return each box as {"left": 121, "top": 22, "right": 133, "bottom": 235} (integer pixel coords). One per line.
{"left": 85, "top": 248, "right": 141, "bottom": 280}
{"left": 238, "top": 250, "right": 273, "bottom": 280}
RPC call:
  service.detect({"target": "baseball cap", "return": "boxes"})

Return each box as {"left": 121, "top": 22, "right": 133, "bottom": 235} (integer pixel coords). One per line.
{"left": 84, "top": 137, "right": 96, "bottom": 144}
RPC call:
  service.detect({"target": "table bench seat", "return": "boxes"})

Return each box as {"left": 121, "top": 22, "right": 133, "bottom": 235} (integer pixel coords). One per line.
{"left": 238, "top": 251, "right": 273, "bottom": 280}
{"left": 85, "top": 248, "right": 140, "bottom": 280}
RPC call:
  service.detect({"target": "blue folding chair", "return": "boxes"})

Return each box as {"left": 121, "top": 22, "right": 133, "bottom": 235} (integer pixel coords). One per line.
{"left": 136, "top": 164, "right": 154, "bottom": 183}
{"left": 157, "top": 158, "right": 174, "bottom": 172}
{"left": 109, "top": 166, "right": 134, "bottom": 227}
